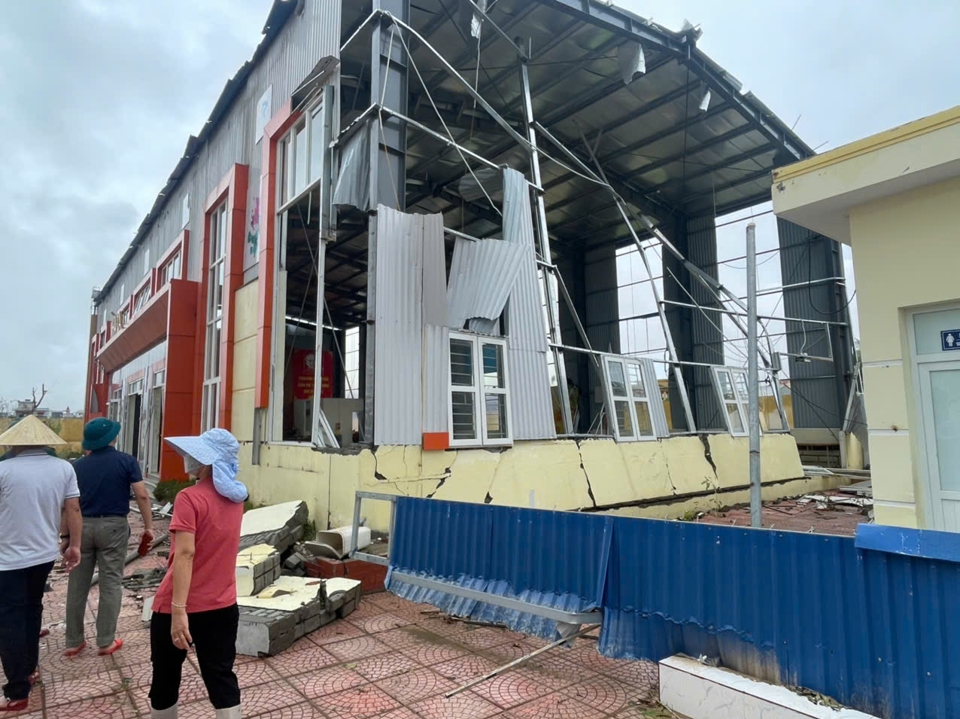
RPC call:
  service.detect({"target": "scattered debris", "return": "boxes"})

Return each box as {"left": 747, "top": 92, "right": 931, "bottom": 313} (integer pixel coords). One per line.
{"left": 236, "top": 576, "right": 361, "bottom": 656}
{"left": 788, "top": 684, "right": 845, "bottom": 710}
{"left": 838, "top": 479, "right": 873, "bottom": 497}
{"left": 305, "top": 524, "right": 372, "bottom": 560}
{"left": 122, "top": 568, "right": 167, "bottom": 592}
{"left": 236, "top": 544, "right": 282, "bottom": 597}
{"left": 239, "top": 501, "right": 308, "bottom": 554}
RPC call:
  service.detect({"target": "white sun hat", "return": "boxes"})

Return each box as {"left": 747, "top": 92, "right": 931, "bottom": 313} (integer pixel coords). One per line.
{"left": 165, "top": 428, "right": 247, "bottom": 503}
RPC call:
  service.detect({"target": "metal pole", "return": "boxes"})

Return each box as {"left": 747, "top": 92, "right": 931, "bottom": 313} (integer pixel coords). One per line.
{"left": 747, "top": 223, "right": 762, "bottom": 528}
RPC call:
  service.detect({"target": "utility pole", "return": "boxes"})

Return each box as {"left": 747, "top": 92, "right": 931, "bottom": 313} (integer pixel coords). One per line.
{"left": 747, "top": 223, "right": 762, "bottom": 528}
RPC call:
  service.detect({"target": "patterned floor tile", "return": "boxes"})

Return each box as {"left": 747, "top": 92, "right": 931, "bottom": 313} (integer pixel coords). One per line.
{"left": 409, "top": 691, "right": 501, "bottom": 719}
{"left": 560, "top": 676, "right": 636, "bottom": 715}
{"left": 352, "top": 652, "right": 421, "bottom": 682}
{"left": 250, "top": 702, "right": 328, "bottom": 719}
{"left": 42, "top": 671, "right": 127, "bottom": 707}
{"left": 400, "top": 641, "right": 471, "bottom": 668}
{"left": 306, "top": 621, "right": 365, "bottom": 647}
{"left": 236, "top": 660, "right": 282, "bottom": 689}
{"left": 324, "top": 636, "right": 391, "bottom": 662}
{"left": 319, "top": 685, "right": 400, "bottom": 718}
{"left": 287, "top": 665, "right": 367, "bottom": 699}
{"left": 468, "top": 669, "right": 556, "bottom": 709}
{"left": 44, "top": 693, "right": 138, "bottom": 718}
{"left": 504, "top": 692, "right": 606, "bottom": 719}
{"left": 347, "top": 612, "right": 412, "bottom": 635}
{"left": 265, "top": 642, "right": 339, "bottom": 677}
{"left": 375, "top": 666, "right": 456, "bottom": 704}
{"left": 239, "top": 682, "right": 308, "bottom": 716}
{"left": 377, "top": 626, "right": 443, "bottom": 651}
{"left": 431, "top": 655, "right": 499, "bottom": 683}
{"left": 447, "top": 627, "right": 515, "bottom": 651}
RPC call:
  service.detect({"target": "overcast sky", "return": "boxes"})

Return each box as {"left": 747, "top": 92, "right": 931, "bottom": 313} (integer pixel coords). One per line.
{"left": 0, "top": 1, "right": 957, "bottom": 410}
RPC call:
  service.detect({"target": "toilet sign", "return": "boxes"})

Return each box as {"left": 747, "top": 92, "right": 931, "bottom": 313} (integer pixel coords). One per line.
{"left": 941, "top": 330, "right": 960, "bottom": 351}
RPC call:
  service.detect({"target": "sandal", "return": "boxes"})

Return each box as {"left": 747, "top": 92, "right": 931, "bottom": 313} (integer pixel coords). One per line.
{"left": 0, "top": 697, "right": 28, "bottom": 712}
{"left": 97, "top": 638, "right": 123, "bottom": 656}
{"left": 28, "top": 672, "right": 39, "bottom": 686}
{"left": 38, "top": 629, "right": 49, "bottom": 639}
{"left": 62, "top": 641, "right": 86, "bottom": 658}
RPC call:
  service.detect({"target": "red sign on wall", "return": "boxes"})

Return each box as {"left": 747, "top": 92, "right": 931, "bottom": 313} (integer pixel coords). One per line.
{"left": 292, "top": 350, "right": 335, "bottom": 400}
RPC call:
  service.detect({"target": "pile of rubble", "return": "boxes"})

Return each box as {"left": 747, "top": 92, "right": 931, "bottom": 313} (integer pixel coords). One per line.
{"left": 136, "top": 500, "right": 363, "bottom": 657}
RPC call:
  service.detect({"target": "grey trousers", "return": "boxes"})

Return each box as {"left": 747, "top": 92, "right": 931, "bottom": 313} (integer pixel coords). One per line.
{"left": 65, "top": 516, "right": 130, "bottom": 649}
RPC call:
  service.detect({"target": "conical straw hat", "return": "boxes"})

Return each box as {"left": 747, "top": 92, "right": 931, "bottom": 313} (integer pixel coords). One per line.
{"left": 0, "top": 415, "right": 67, "bottom": 447}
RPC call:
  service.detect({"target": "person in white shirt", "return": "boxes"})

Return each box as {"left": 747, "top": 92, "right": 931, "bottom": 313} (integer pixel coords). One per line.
{"left": 0, "top": 416, "right": 81, "bottom": 712}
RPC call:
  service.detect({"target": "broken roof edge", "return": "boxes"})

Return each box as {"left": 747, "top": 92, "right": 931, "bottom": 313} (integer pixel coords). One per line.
{"left": 95, "top": 0, "right": 298, "bottom": 307}
{"left": 536, "top": 0, "right": 814, "bottom": 164}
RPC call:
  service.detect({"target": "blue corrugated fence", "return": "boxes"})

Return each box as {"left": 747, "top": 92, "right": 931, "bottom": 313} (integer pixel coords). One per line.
{"left": 384, "top": 496, "right": 960, "bottom": 719}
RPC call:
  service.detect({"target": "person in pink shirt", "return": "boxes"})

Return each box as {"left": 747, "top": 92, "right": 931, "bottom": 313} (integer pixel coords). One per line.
{"left": 149, "top": 429, "right": 247, "bottom": 719}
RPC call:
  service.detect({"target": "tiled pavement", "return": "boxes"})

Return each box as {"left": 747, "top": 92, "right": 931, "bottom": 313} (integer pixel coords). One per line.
{"left": 4, "top": 520, "right": 662, "bottom": 718}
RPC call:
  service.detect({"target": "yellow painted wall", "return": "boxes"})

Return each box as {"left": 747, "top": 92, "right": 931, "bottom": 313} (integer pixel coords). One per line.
{"left": 238, "top": 434, "right": 806, "bottom": 533}
{"left": 848, "top": 175, "right": 960, "bottom": 528}
{"left": 232, "top": 282, "right": 260, "bottom": 443}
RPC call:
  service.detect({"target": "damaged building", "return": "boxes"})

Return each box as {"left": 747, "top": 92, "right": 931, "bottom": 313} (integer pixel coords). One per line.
{"left": 84, "top": 0, "right": 857, "bottom": 529}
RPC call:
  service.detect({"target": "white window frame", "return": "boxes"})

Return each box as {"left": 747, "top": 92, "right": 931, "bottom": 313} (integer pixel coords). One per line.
{"left": 277, "top": 98, "right": 325, "bottom": 215}
{"left": 711, "top": 366, "right": 750, "bottom": 437}
{"left": 201, "top": 202, "right": 228, "bottom": 431}
{"left": 448, "top": 332, "right": 513, "bottom": 448}
{"left": 602, "top": 356, "right": 657, "bottom": 442}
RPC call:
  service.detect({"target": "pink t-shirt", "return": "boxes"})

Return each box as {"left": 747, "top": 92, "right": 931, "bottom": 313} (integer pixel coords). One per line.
{"left": 153, "top": 479, "right": 244, "bottom": 614}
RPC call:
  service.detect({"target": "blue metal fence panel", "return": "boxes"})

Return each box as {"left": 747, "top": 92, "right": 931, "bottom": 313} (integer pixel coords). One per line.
{"left": 385, "top": 495, "right": 960, "bottom": 719}
{"left": 387, "top": 498, "right": 610, "bottom": 640}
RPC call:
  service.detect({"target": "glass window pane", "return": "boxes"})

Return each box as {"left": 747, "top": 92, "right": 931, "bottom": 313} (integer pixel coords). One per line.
{"left": 450, "top": 340, "right": 474, "bottom": 386}
{"left": 627, "top": 363, "right": 646, "bottom": 399}
{"left": 295, "top": 123, "right": 308, "bottom": 195}
{"left": 485, "top": 394, "right": 508, "bottom": 440}
{"left": 451, "top": 391, "right": 476, "bottom": 440}
{"left": 635, "top": 401, "right": 654, "bottom": 436}
{"left": 608, "top": 361, "right": 628, "bottom": 398}
{"left": 280, "top": 138, "right": 290, "bottom": 204}
{"left": 482, "top": 344, "right": 504, "bottom": 389}
{"left": 930, "top": 369, "right": 960, "bottom": 491}
{"left": 310, "top": 105, "right": 323, "bottom": 184}
{"left": 733, "top": 371, "right": 749, "bottom": 402}
{"left": 726, "top": 403, "right": 744, "bottom": 433}
{"left": 615, "top": 400, "right": 633, "bottom": 437}
{"left": 718, "top": 371, "right": 736, "bottom": 401}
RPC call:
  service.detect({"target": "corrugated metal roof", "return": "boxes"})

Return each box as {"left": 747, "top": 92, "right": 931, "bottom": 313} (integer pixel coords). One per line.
{"left": 446, "top": 238, "right": 526, "bottom": 331}
{"left": 373, "top": 206, "right": 423, "bottom": 446}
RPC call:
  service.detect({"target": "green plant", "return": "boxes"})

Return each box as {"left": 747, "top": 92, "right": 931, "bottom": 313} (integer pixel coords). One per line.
{"left": 701, "top": 476, "right": 723, "bottom": 512}
{"left": 302, "top": 518, "right": 317, "bottom": 542}
{"left": 154, "top": 480, "right": 196, "bottom": 504}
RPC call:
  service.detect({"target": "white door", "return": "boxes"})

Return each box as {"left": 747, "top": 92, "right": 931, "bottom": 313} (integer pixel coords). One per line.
{"left": 918, "top": 361, "right": 960, "bottom": 531}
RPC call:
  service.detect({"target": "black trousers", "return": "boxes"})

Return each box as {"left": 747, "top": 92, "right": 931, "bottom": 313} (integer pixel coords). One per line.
{"left": 150, "top": 605, "right": 241, "bottom": 710}
{"left": 0, "top": 562, "right": 53, "bottom": 701}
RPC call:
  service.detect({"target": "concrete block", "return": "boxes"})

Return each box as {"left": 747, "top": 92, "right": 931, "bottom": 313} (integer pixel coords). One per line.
{"left": 308, "top": 525, "right": 372, "bottom": 559}
{"left": 659, "top": 656, "right": 878, "bottom": 719}
{"left": 240, "top": 501, "right": 309, "bottom": 554}
{"left": 236, "top": 544, "right": 282, "bottom": 597}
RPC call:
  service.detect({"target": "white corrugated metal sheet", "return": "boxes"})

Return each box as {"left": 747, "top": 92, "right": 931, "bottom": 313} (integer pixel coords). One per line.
{"left": 421, "top": 212, "right": 446, "bottom": 328}
{"left": 422, "top": 324, "right": 449, "bottom": 435}
{"left": 502, "top": 168, "right": 555, "bottom": 440}
{"left": 446, "top": 238, "right": 526, "bottom": 331}
{"left": 373, "top": 206, "right": 424, "bottom": 446}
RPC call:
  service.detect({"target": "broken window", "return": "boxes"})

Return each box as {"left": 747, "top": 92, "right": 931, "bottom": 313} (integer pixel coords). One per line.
{"left": 602, "top": 356, "right": 660, "bottom": 442}
{"left": 711, "top": 367, "right": 751, "bottom": 437}
{"left": 201, "top": 202, "right": 228, "bottom": 431}
{"left": 449, "top": 332, "right": 512, "bottom": 448}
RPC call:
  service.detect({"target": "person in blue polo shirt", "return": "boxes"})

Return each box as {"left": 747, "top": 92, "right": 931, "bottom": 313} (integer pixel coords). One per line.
{"left": 62, "top": 418, "right": 155, "bottom": 658}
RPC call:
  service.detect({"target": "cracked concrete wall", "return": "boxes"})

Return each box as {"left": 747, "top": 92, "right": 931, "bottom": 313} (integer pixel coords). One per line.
{"left": 239, "top": 433, "right": 805, "bottom": 534}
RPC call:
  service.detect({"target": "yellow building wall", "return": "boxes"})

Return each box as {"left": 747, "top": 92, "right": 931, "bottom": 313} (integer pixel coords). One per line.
{"left": 238, "top": 434, "right": 808, "bottom": 533}
{"left": 232, "top": 282, "right": 260, "bottom": 443}
{"left": 849, "top": 175, "right": 960, "bottom": 528}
